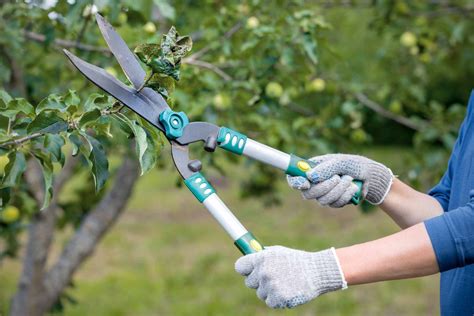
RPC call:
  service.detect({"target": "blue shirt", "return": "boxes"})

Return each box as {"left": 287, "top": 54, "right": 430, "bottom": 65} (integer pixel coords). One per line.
{"left": 424, "top": 90, "right": 474, "bottom": 316}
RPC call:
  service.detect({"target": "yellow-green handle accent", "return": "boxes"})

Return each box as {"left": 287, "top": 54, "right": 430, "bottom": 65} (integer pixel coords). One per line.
{"left": 234, "top": 232, "right": 264, "bottom": 255}
{"left": 286, "top": 154, "right": 363, "bottom": 205}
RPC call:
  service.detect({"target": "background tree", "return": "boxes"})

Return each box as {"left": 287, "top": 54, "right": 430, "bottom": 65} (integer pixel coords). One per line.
{"left": 0, "top": 0, "right": 473, "bottom": 315}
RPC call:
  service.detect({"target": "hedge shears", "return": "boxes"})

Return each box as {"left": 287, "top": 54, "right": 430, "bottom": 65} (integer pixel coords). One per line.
{"left": 64, "top": 15, "right": 363, "bottom": 255}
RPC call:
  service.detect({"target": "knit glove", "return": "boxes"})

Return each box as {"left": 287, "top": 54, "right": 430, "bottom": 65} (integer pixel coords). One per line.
{"left": 287, "top": 154, "right": 393, "bottom": 206}
{"left": 235, "top": 246, "right": 347, "bottom": 309}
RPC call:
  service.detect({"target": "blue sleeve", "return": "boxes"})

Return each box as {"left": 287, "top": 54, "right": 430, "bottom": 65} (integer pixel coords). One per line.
{"left": 424, "top": 90, "right": 474, "bottom": 272}
{"left": 428, "top": 90, "right": 474, "bottom": 211}
{"left": 424, "top": 204, "right": 474, "bottom": 271}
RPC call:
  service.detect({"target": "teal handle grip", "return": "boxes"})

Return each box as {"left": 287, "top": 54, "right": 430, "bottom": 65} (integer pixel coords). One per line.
{"left": 184, "top": 172, "right": 216, "bottom": 202}
{"left": 234, "top": 232, "right": 264, "bottom": 255}
{"left": 286, "top": 154, "right": 364, "bottom": 205}
{"left": 217, "top": 127, "right": 247, "bottom": 155}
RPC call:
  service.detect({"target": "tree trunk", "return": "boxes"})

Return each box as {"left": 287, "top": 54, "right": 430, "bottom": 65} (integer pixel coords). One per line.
{"left": 10, "top": 155, "right": 140, "bottom": 316}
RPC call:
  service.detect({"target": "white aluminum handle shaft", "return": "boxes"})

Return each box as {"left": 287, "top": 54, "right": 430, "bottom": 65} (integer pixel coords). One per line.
{"left": 202, "top": 193, "right": 248, "bottom": 240}
{"left": 242, "top": 139, "right": 291, "bottom": 171}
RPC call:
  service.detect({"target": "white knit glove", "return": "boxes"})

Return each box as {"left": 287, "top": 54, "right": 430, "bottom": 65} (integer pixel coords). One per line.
{"left": 235, "top": 246, "right": 347, "bottom": 309}
{"left": 287, "top": 154, "right": 393, "bottom": 206}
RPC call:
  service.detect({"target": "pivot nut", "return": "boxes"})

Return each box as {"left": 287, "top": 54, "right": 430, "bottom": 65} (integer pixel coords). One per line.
{"left": 159, "top": 110, "right": 189, "bottom": 139}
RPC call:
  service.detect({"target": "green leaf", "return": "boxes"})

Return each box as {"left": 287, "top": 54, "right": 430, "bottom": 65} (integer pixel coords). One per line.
{"left": 82, "top": 134, "right": 109, "bottom": 191}
{"left": 84, "top": 93, "right": 108, "bottom": 112}
{"left": 134, "top": 43, "right": 161, "bottom": 65}
{"left": 0, "top": 90, "right": 12, "bottom": 108}
{"left": 141, "top": 131, "right": 158, "bottom": 174}
{"left": 146, "top": 73, "right": 175, "bottom": 99}
{"left": 161, "top": 26, "right": 193, "bottom": 62}
{"left": 31, "top": 150, "right": 54, "bottom": 210}
{"left": 36, "top": 94, "right": 66, "bottom": 114}
{"left": 27, "top": 111, "right": 68, "bottom": 134}
{"left": 134, "top": 25, "right": 192, "bottom": 93}
{"left": 148, "top": 58, "right": 180, "bottom": 81}
{"left": 0, "top": 188, "right": 11, "bottom": 208}
{"left": 111, "top": 115, "right": 133, "bottom": 136}
{"left": 302, "top": 33, "right": 318, "bottom": 65}
{"left": 64, "top": 90, "right": 82, "bottom": 114}
{"left": 68, "top": 132, "right": 83, "bottom": 157}
{"left": 153, "top": 0, "right": 175, "bottom": 20}
{"left": 90, "top": 115, "right": 113, "bottom": 138}
{"left": 43, "top": 134, "right": 66, "bottom": 166}
{"left": 79, "top": 109, "right": 102, "bottom": 128}
{"left": 64, "top": 90, "right": 80, "bottom": 107}
{"left": 138, "top": 118, "right": 162, "bottom": 174}
{"left": 2, "top": 98, "right": 35, "bottom": 119}
{"left": 1, "top": 151, "right": 26, "bottom": 188}
{"left": 116, "top": 114, "right": 148, "bottom": 175}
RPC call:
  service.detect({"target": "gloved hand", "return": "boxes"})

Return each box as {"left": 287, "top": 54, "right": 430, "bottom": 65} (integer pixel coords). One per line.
{"left": 235, "top": 246, "right": 347, "bottom": 309}
{"left": 287, "top": 154, "right": 393, "bottom": 206}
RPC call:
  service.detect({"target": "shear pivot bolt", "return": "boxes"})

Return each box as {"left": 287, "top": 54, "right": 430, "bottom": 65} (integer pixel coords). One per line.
{"left": 159, "top": 110, "right": 189, "bottom": 139}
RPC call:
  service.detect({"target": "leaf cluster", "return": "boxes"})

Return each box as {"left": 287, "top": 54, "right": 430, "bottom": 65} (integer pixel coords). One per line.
{"left": 134, "top": 26, "right": 193, "bottom": 98}
{"left": 0, "top": 89, "right": 163, "bottom": 258}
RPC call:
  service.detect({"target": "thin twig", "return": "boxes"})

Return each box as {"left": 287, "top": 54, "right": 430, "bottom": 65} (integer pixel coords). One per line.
{"left": 75, "top": 15, "right": 91, "bottom": 52}
{"left": 287, "top": 102, "right": 315, "bottom": 116}
{"left": 23, "top": 30, "right": 110, "bottom": 54}
{"left": 182, "top": 58, "right": 232, "bottom": 81}
{"left": 0, "top": 132, "right": 43, "bottom": 148}
{"left": 186, "top": 21, "right": 243, "bottom": 61}
{"left": 354, "top": 92, "right": 426, "bottom": 131}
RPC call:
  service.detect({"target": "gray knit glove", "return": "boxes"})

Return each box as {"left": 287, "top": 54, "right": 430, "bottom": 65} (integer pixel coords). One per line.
{"left": 235, "top": 246, "right": 347, "bottom": 309}
{"left": 287, "top": 154, "right": 393, "bottom": 206}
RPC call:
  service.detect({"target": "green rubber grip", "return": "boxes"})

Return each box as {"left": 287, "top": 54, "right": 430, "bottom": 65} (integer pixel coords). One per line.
{"left": 234, "top": 232, "right": 264, "bottom": 255}
{"left": 217, "top": 127, "right": 247, "bottom": 155}
{"left": 184, "top": 172, "right": 216, "bottom": 203}
{"left": 286, "top": 154, "right": 363, "bottom": 205}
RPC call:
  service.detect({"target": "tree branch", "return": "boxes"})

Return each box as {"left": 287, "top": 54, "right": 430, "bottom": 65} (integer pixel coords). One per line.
{"left": 0, "top": 46, "right": 26, "bottom": 96}
{"left": 354, "top": 92, "right": 426, "bottom": 131}
{"left": 23, "top": 30, "right": 110, "bottom": 55}
{"left": 187, "top": 21, "right": 243, "bottom": 61}
{"left": 286, "top": 102, "right": 315, "bottom": 116}
{"left": 11, "top": 155, "right": 79, "bottom": 316}
{"left": 75, "top": 15, "right": 91, "bottom": 53}
{"left": 42, "top": 155, "right": 139, "bottom": 313}
{"left": 0, "top": 132, "right": 43, "bottom": 148}
{"left": 179, "top": 20, "right": 242, "bottom": 81}
{"left": 182, "top": 58, "right": 232, "bottom": 81}
{"left": 24, "top": 29, "right": 232, "bottom": 81}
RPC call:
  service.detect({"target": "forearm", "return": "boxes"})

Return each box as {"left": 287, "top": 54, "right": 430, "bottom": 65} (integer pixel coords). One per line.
{"left": 336, "top": 222, "right": 439, "bottom": 285}
{"left": 380, "top": 178, "right": 443, "bottom": 228}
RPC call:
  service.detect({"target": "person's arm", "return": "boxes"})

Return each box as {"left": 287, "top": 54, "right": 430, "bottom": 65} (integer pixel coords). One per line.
{"left": 287, "top": 155, "right": 447, "bottom": 228}
{"left": 336, "top": 222, "right": 438, "bottom": 284}
{"left": 380, "top": 178, "right": 443, "bottom": 229}
{"left": 235, "top": 222, "right": 439, "bottom": 309}
{"left": 235, "top": 203, "right": 474, "bottom": 308}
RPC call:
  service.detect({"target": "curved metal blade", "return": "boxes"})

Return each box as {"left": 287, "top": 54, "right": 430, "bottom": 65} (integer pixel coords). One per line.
{"left": 63, "top": 49, "right": 164, "bottom": 131}
{"left": 95, "top": 13, "right": 146, "bottom": 88}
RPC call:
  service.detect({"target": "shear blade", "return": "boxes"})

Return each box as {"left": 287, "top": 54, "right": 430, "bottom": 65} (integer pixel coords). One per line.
{"left": 63, "top": 49, "right": 164, "bottom": 131}
{"left": 95, "top": 13, "right": 146, "bottom": 89}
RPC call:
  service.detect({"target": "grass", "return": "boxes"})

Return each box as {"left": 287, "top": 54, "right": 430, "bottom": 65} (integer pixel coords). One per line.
{"left": 0, "top": 147, "right": 439, "bottom": 315}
